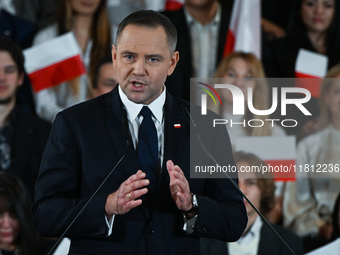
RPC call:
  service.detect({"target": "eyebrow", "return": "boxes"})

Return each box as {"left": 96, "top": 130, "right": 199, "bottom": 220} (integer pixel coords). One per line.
{"left": 120, "top": 51, "right": 164, "bottom": 61}
{"left": 145, "top": 54, "right": 164, "bottom": 61}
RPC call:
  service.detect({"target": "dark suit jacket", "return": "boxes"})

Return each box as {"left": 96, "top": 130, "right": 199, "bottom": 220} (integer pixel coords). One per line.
{"left": 201, "top": 221, "right": 304, "bottom": 255}
{"left": 33, "top": 87, "right": 247, "bottom": 255}
{"left": 161, "top": 7, "right": 230, "bottom": 101}
{"left": 9, "top": 106, "right": 51, "bottom": 199}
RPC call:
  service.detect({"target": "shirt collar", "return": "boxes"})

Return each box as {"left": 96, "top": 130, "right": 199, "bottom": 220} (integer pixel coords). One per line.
{"left": 118, "top": 85, "right": 166, "bottom": 123}
{"left": 236, "top": 216, "right": 263, "bottom": 246}
{"left": 183, "top": 2, "right": 221, "bottom": 26}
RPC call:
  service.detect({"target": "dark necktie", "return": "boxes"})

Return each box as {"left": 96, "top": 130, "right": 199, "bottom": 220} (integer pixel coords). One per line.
{"left": 138, "top": 106, "right": 158, "bottom": 190}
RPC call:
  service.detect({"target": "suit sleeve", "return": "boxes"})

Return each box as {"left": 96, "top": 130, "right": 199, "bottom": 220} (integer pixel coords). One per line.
{"left": 32, "top": 112, "right": 109, "bottom": 238}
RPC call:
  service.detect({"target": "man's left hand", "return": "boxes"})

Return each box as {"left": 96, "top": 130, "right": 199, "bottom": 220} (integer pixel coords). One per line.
{"left": 167, "top": 160, "right": 192, "bottom": 212}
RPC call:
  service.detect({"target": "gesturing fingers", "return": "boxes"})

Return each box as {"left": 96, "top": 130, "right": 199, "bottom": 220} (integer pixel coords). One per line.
{"left": 166, "top": 160, "right": 192, "bottom": 211}
{"left": 105, "top": 170, "right": 149, "bottom": 216}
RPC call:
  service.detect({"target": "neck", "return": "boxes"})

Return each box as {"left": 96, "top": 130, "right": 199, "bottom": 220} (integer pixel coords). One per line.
{"left": 72, "top": 14, "right": 93, "bottom": 51}
{"left": 307, "top": 31, "right": 327, "bottom": 54}
{"left": 0, "top": 99, "right": 15, "bottom": 127}
{"left": 186, "top": 1, "right": 218, "bottom": 25}
{"left": 242, "top": 213, "right": 257, "bottom": 236}
{"left": 331, "top": 118, "right": 340, "bottom": 130}
{"left": 0, "top": 243, "right": 16, "bottom": 252}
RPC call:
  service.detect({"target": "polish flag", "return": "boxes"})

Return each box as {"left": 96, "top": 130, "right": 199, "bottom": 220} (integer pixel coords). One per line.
{"left": 295, "top": 49, "right": 328, "bottom": 98}
{"left": 234, "top": 136, "right": 296, "bottom": 181}
{"left": 223, "top": 0, "right": 261, "bottom": 59}
{"left": 165, "top": 0, "right": 184, "bottom": 11}
{"left": 23, "top": 32, "right": 86, "bottom": 93}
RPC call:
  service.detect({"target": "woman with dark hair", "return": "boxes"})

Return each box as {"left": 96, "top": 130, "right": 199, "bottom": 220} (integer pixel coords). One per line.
{"left": 201, "top": 152, "right": 303, "bottom": 255}
{"left": 0, "top": 173, "right": 41, "bottom": 255}
{"left": 265, "top": 0, "right": 340, "bottom": 77}
{"left": 287, "top": 0, "right": 340, "bottom": 72}
{"left": 32, "top": 0, "right": 112, "bottom": 122}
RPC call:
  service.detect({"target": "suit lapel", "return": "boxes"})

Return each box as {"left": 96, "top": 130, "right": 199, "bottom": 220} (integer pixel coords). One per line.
{"left": 104, "top": 87, "right": 139, "bottom": 180}
{"left": 162, "top": 93, "right": 190, "bottom": 173}
{"left": 258, "top": 223, "right": 280, "bottom": 254}
{"left": 105, "top": 87, "right": 153, "bottom": 220}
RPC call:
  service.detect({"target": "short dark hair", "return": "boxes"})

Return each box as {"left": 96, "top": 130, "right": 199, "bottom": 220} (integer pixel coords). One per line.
{"left": 92, "top": 53, "right": 113, "bottom": 89}
{"left": 116, "top": 10, "right": 177, "bottom": 54}
{"left": 0, "top": 37, "right": 25, "bottom": 74}
{"left": 233, "top": 151, "right": 276, "bottom": 215}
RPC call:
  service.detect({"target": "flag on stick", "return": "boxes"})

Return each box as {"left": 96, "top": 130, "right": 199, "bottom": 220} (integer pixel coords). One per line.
{"left": 223, "top": 0, "right": 261, "bottom": 59}
{"left": 23, "top": 32, "right": 86, "bottom": 93}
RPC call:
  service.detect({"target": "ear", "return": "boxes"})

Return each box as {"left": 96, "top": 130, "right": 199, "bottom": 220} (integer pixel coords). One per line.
{"left": 17, "top": 72, "right": 24, "bottom": 87}
{"left": 112, "top": 45, "right": 117, "bottom": 70}
{"left": 167, "top": 51, "right": 179, "bottom": 76}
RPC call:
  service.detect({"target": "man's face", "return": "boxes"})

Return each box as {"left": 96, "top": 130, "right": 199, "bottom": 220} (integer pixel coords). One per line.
{"left": 112, "top": 25, "right": 179, "bottom": 105}
{"left": 0, "top": 51, "right": 23, "bottom": 104}
{"left": 92, "top": 62, "right": 118, "bottom": 97}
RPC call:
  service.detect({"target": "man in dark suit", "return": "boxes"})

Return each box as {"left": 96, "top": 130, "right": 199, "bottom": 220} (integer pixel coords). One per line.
{"left": 0, "top": 37, "right": 51, "bottom": 199}
{"left": 161, "top": 0, "right": 231, "bottom": 101}
{"left": 33, "top": 10, "right": 247, "bottom": 255}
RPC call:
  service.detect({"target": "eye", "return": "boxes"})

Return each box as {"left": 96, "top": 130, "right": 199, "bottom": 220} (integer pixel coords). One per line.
{"left": 226, "top": 71, "right": 236, "bottom": 78}
{"left": 333, "top": 88, "right": 340, "bottom": 94}
{"left": 244, "top": 76, "right": 254, "bottom": 82}
{"left": 124, "top": 55, "right": 134, "bottom": 61}
{"left": 4, "top": 66, "right": 16, "bottom": 74}
{"left": 323, "top": 0, "right": 334, "bottom": 8}
{"left": 246, "top": 179, "right": 257, "bottom": 186}
{"left": 147, "top": 57, "right": 160, "bottom": 63}
{"left": 304, "top": 0, "right": 315, "bottom": 7}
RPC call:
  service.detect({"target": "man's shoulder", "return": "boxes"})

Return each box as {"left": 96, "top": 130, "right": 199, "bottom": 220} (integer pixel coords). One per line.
{"left": 62, "top": 91, "right": 112, "bottom": 117}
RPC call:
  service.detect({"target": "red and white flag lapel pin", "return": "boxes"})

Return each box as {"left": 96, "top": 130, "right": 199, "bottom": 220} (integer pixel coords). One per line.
{"left": 174, "top": 124, "right": 181, "bottom": 128}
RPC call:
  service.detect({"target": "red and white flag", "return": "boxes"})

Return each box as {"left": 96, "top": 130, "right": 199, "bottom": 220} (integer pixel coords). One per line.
{"left": 23, "top": 32, "right": 86, "bottom": 93}
{"left": 165, "top": 0, "right": 184, "bottom": 11}
{"left": 295, "top": 49, "right": 328, "bottom": 98}
{"left": 234, "top": 136, "right": 296, "bottom": 181}
{"left": 223, "top": 0, "right": 261, "bottom": 59}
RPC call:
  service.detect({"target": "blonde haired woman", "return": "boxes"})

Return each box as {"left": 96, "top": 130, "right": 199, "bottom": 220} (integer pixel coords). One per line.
{"left": 211, "top": 51, "right": 285, "bottom": 144}
{"left": 33, "top": 0, "right": 112, "bottom": 122}
{"left": 283, "top": 64, "right": 340, "bottom": 248}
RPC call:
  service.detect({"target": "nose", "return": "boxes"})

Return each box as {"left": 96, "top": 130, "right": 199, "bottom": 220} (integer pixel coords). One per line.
{"left": 315, "top": 2, "right": 324, "bottom": 14}
{"left": 234, "top": 77, "right": 247, "bottom": 88}
{"left": 133, "top": 58, "right": 146, "bottom": 76}
{"left": 0, "top": 214, "right": 12, "bottom": 228}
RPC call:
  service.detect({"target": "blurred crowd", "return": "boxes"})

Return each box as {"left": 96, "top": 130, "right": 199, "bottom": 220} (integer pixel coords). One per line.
{"left": 0, "top": 0, "right": 340, "bottom": 254}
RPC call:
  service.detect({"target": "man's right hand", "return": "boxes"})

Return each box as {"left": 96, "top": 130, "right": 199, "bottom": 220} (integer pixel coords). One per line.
{"left": 105, "top": 170, "right": 149, "bottom": 217}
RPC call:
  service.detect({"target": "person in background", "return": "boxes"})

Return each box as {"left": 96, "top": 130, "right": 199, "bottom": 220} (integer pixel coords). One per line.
{"left": 283, "top": 63, "right": 340, "bottom": 252}
{"left": 211, "top": 51, "right": 286, "bottom": 145}
{"left": 32, "top": 0, "right": 112, "bottom": 122}
{"left": 0, "top": 37, "right": 51, "bottom": 199}
{"left": 161, "top": 0, "right": 231, "bottom": 102}
{"left": 201, "top": 151, "right": 304, "bottom": 255}
{"left": 0, "top": 0, "right": 58, "bottom": 30}
{"left": 0, "top": 172, "right": 42, "bottom": 255}
{"left": 91, "top": 54, "right": 118, "bottom": 98}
